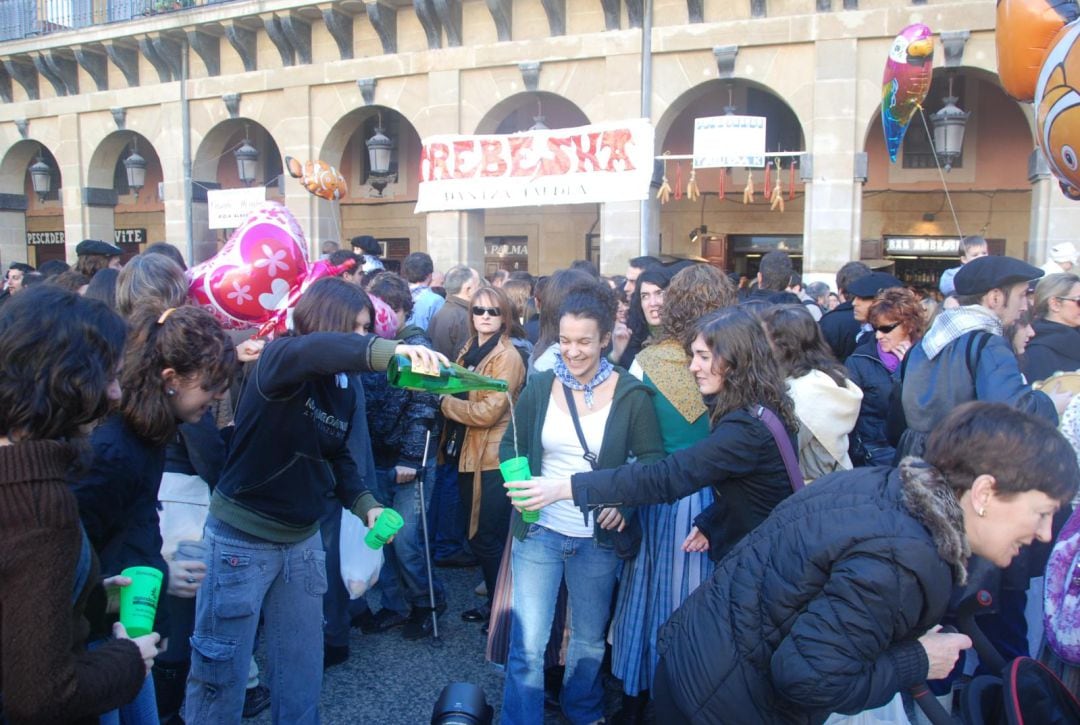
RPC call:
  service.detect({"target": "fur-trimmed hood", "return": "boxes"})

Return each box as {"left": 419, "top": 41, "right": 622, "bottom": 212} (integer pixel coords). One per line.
{"left": 899, "top": 456, "right": 971, "bottom": 585}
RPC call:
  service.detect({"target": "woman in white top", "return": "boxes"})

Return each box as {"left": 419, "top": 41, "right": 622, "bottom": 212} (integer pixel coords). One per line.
{"left": 499, "top": 281, "right": 663, "bottom": 725}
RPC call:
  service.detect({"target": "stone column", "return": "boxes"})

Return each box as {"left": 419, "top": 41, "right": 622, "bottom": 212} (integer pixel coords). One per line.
{"left": 803, "top": 38, "right": 859, "bottom": 277}
{"left": 157, "top": 100, "right": 191, "bottom": 262}
{"left": 1027, "top": 149, "right": 1054, "bottom": 265}
{"left": 600, "top": 200, "right": 643, "bottom": 275}
{"left": 0, "top": 210, "right": 27, "bottom": 266}
{"left": 427, "top": 210, "right": 485, "bottom": 272}
{"left": 277, "top": 86, "right": 321, "bottom": 258}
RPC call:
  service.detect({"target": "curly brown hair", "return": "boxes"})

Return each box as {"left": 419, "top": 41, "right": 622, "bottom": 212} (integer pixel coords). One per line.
{"left": 868, "top": 287, "right": 926, "bottom": 343}
{"left": 121, "top": 303, "right": 237, "bottom": 446}
{"left": 693, "top": 307, "right": 798, "bottom": 431}
{"left": 658, "top": 264, "right": 737, "bottom": 348}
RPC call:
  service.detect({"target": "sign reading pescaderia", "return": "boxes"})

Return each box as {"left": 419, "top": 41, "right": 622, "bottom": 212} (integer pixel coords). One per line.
{"left": 26, "top": 229, "right": 147, "bottom": 246}
{"left": 415, "top": 119, "right": 655, "bottom": 213}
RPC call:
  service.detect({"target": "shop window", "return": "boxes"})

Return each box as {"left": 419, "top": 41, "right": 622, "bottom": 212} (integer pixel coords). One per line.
{"left": 902, "top": 76, "right": 966, "bottom": 170}
{"left": 485, "top": 236, "right": 528, "bottom": 276}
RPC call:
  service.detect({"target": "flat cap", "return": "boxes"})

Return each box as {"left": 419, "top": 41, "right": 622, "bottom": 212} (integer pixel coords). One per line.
{"left": 847, "top": 272, "right": 904, "bottom": 298}
{"left": 350, "top": 235, "right": 381, "bottom": 256}
{"left": 954, "top": 255, "right": 1043, "bottom": 296}
{"left": 76, "top": 239, "right": 123, "bottom": 257}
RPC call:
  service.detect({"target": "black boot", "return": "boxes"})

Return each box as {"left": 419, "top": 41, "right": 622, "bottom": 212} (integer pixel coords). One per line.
{"left": 152, "top": 660, "right": 189, "bottom": 724}
{"left": 610, "top": 691, "right": 649, "bottom": 725}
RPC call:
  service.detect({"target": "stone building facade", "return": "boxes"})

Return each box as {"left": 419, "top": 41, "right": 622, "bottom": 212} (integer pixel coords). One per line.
{"left": 0, "top": 0, "right": 1075, "bottom": 281}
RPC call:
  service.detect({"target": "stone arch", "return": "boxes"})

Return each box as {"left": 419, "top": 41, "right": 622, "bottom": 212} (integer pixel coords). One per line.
{"left": 0, "top": 139, "right": 59, "bottom": 196}
{"left": 86, "top": 130, "right": 160, "bottom": 191}
{"left": 192, "top": 118, "right": 282, "bottom": 190}
{"left": 473, "top": 91, "right": 590, "bottom": 135}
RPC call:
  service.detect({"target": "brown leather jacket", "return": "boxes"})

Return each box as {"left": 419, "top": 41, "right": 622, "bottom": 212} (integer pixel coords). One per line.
{"left": 440, "top": 334, "right": 525, "bottom": 536}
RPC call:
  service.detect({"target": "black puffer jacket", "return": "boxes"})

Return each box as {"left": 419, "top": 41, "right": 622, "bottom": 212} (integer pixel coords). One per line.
{"left": 360, "top": 324, "right": 442, "bottom": 470}
{"left": 655, "top": 461, "right": 968, "bottom": 724}
{"left": 1022, "top": 318, "right": 1080, "bottom": 383}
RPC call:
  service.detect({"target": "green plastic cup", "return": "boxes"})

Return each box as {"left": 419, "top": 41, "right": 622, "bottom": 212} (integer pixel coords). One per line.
{"left": 500, "top": 456, "right": 539, "bottom": 523}
{"left": 365, "top": 508, "right": 404, "bottom": 549}
{"left": 119, "top": 566, "right": 163, "bottom": 638}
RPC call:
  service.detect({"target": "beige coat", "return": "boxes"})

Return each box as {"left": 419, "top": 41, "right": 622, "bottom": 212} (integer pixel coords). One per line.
{"left": 440, "top": 335, "right": 525, "bottom": 537}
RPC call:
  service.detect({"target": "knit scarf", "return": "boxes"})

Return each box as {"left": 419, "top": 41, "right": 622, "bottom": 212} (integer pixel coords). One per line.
{"left": 554, "top": 353, "right": 613, "bottom": 409}
{"left": 878, "top": 342, "right": 901, "bottom": 374}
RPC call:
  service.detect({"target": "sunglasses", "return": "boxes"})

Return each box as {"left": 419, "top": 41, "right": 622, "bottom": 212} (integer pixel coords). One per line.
{"left": 1056, "top": 296, "right": 1080, "bottom": 303}
{"left": 873, "top": 322, "right": 902, "bottom": 334}
{"left": 472, "top": 306, "right": 502, "bottom": 317}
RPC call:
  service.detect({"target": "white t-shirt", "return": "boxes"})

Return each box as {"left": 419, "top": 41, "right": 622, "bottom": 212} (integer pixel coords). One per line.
{"left": 538, "top": 395, "right": 611, "bottom": 538}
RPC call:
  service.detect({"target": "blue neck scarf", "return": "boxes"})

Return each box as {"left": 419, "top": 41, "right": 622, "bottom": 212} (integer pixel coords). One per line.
{"left": 554, "top": 353, "right": 614, "bottom": 409}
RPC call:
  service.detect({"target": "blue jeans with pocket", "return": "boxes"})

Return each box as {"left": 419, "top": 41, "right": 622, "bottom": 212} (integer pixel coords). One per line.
{"left": 501, "top": 524, "right": 620, "bottom": 725}
{"left": 376, "top": 465, "right": 446, "bottom": 610}
{"left": 184, "top": 516, "right": 327, "bottom": 724}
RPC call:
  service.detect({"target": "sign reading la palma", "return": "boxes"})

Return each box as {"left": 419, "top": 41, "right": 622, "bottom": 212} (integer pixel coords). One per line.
{"left": 415, "top": 119, "right": 655, "bottom": 213}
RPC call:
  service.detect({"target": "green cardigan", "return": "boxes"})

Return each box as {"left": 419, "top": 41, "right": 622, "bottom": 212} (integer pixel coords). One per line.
{"left": 499, "top": 368, "right": 664, "bottom": 547}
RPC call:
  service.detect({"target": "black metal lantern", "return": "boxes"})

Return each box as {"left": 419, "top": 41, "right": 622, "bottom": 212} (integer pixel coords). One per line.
{"left": 529, "top": 98, "right": 548, "bottom": 131}
{"left": 929, "top": 76, "right": 970, "bottom": 172}
{"left": 123, "top": 142, "right": 147, "bottom": 200}
{"left": 29, "top": 149, "right": 51, "bottom": 202}
{"left": 366, "top": 113, "right": 394, "bottom": 195}
{"left": 234, "top": 134, "right": 259, "bottom": 186}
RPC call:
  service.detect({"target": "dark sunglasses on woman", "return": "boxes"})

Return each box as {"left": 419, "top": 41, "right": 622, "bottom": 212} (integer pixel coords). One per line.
{"left": 472, "top": 306, "right": 501, "bottom": 317}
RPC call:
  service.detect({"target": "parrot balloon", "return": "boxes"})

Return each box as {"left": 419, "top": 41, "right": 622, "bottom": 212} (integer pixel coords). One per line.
{"left": 286, "top": 156, "right": 348, "bottom": 201}
{"left": 881, "top": 23, "right": 935, "bottom": 163}
{"left": 997, "top": 0, "right": 1080, "bottom": 198}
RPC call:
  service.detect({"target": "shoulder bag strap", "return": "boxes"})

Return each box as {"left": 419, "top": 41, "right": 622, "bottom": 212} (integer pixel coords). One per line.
{"left": 562, "top": 384, "right": 600, "bottom": 471}
{"left": 751, "top": 405, "right": 805, "bottom": 493}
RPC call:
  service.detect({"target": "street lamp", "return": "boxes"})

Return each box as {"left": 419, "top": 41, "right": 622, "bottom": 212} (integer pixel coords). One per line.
{"left": 366, "top": 113, "right": 393, "bottom": 196}
{"left": 529, "top": 98, "right": 548, "bottom": 131}
{"left": 123, "top": 141, "right": 147, "bottom": 200}
{"left": 929, "top": 75, "right": 970, "bottom": 172}
{"left": 234, "top": 130, "right": 259, "bottom": 186}
{"left": 29, "top": 147, "right": 51, "bottom": 202}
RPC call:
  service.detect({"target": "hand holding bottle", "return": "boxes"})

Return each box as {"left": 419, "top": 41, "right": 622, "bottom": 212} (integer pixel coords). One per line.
{"left": 395, "top": 344, "right": 447, "bottom": 377}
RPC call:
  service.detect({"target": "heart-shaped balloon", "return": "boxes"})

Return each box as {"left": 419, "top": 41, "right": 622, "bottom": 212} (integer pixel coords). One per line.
{"left": 187, "top": 202, "right": 310, "bottom": 329}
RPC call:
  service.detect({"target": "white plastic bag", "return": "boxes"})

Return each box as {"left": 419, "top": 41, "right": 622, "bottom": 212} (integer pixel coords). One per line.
{"left": 339, "top": 509, "right": 383, "bottom": 599}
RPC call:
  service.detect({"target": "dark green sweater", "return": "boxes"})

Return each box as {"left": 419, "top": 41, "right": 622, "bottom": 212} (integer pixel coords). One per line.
{"left": 499, "top": 368, "right": 664, "bottom": 545}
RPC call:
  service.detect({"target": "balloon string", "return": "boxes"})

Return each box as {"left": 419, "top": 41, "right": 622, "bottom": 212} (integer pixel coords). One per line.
{"left": 918, "top": 106, "right": 964, "bottom": 239}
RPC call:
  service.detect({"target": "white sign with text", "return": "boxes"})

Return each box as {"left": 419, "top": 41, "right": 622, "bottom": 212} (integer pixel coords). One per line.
{"left": 208, "top": 187, "right": 267, "bottom": 229}
{"left": 692, "top": 115, "right": 767, "bottom": 169}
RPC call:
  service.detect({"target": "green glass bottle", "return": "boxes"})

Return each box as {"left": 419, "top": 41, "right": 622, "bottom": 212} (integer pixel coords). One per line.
{"left": 386, "top": 354, "right": 509, "bottom": 394}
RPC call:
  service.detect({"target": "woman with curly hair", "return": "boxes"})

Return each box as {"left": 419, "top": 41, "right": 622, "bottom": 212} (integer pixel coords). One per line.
{"left": 0, "top": 287, "right": 158, "bottom": 723}
{"left": 608, "top": 264, "right": 736, "bottom": 720}
{"left": 760, "top": 304, "right": 863, "bottom": 483}
{"left": 845, "top": 287, "right": 926, "bottom": 466}
{"left": 511, "top": 305, "right": 798, "bottom": 563}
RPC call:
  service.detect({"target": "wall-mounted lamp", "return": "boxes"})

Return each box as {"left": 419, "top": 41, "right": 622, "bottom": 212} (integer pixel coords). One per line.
{"left": 29, "top": 146, "right": 51, "bottom": 202}
{"left": 123, "top": 139, "right": 147, "bottom": 200}
{"left": 234, "top": 127, "right": 259, "bottom": 186}
{"left": 366, "top": 112, "right": 394, "bottom": 196}
{"left": 929, "top": 75, "right": 970, "bottom": 172}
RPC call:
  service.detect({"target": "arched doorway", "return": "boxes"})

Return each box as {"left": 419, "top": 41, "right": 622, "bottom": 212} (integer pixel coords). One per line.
{"left": 860, "top": 68, "right": 1033, "bottom": 295}
{"left": 654, "top": 79, "right": 807, "bottom": 277}
{"left": 320, "top": 105, "right": 424, "bottom": 271}
{"left": 88, "top": 131, "right": 165, "bottom": 262}
{"left": 0, "top": 141, "right": 64, "bottom": 267}
{"left": 192, "top": 120, "right": 283, "bottom": 262}
{"left": 475, "top": 92, "right": 591, "bottom": 276}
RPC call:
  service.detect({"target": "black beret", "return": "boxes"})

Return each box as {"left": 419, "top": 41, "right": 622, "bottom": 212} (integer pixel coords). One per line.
{"left": 953, "top": 256, "right": 1043, "bottom": 296}
{"left": 847, "top": 272, "right": 904, "bottom": 298}
{"left": 76, "top": 239, "right": 123, "bottom": 257}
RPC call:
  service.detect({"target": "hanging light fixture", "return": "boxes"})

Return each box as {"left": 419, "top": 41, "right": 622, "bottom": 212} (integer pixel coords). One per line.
{"left": 28, "top": 146, "right": 51, "bottom": 202}
{"left": 123, "top": 139, "right": 147, "bottom": 200}
{"left": 366, "top": 112, "right": 394, "bottom": 196}
{"left": 529, "top": 98, "right": 548, "bottom": 131}
{"left": 929, "top": 75, "right": 970, "bottom": 172}
{"left": 234, "top": 127, "right": 259, "bottom": 186}
{"left": 723, "top": 82, "right": 737, "bottom": 116}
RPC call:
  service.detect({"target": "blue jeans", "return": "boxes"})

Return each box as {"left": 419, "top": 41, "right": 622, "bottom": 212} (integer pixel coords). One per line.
{"left": 430, "top": 462, "right": 468, "bottom": 560}
{"left": 502, "top": 524, "right": 620, "bottom": 725}
{"left": 184, "top": 516, "right": 326, "bottom": 724}
{"left": 376, "top": 466, "right": 446, "bottom": 610}
{"left": 89, "top": 640, "right": 158, "bottom": 724}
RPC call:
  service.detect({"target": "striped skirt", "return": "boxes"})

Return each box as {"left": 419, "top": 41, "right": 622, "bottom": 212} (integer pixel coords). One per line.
{"left": 609, "top": 488, "right": 715, "bottom": 696}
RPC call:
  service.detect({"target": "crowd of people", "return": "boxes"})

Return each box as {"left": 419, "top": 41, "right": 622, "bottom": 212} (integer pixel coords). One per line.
{"left": 2, "top": 233, "right": 1079, "bottom": 725}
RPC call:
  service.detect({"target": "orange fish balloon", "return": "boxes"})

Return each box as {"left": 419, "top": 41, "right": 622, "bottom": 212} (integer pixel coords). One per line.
{"left": 997, "top": 0, "right": 1080, "bottom": 102}
{"left": 285, "top": 156, "right": 348, "bottom": 201}
{"left": 1036, "top": 21, "right": 1080, "bottom": 198}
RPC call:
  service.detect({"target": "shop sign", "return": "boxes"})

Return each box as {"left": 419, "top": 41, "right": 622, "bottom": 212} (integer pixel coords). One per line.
{"left": 692, "top": 115, "right": 767, "bottom": 169}
{"left": 26, "top": 230, "right": 66, "bottom": 245}
{"left": 208, "top": 187, "right": 267, "bottom": 229}
{"left": 485, "top": 242, "right": 528, "bottom": 257}
{"left": 884, "top": 236, "right": 960, "bottom": 257}
{"left": 415, "top": 119, "right": 655, "bottom": 212}
{"left": 115, "top": 228, "right": 146, "bottom": 245}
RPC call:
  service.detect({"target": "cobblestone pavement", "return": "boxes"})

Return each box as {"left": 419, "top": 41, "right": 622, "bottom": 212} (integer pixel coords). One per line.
{"left": 249, "top": 564, "right": 625, "bottom": 725}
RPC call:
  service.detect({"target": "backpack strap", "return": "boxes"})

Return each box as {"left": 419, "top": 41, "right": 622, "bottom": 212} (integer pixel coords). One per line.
{"left": 750, "top": 405, "right": 805, "bottom": 493}
{"left": 562, "top": 384, "right": 600, "bottom": 471}
{"left": 964, "top": 330, "right": 993, "bottom": 381}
